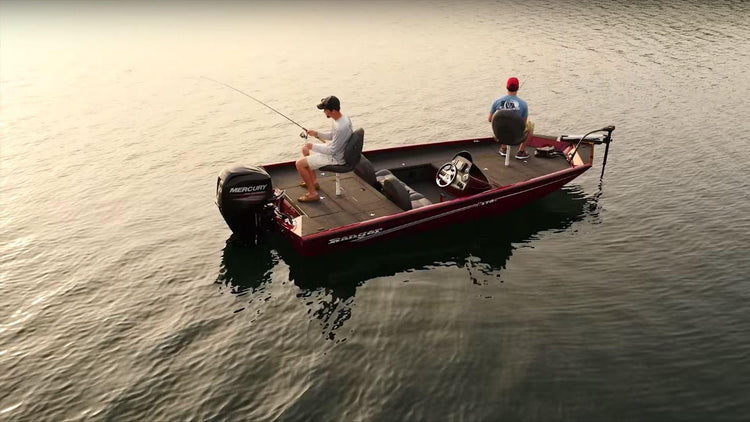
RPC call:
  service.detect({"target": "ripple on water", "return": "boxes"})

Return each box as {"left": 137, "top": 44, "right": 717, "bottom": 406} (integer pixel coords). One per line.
{"left": 2, "top": 0, "right": 750, "bottom": 420}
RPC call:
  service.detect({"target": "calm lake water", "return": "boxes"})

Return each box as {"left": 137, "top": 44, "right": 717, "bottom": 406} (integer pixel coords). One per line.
{"left": 2, "top": 1, "right": 749, "bottom": 420}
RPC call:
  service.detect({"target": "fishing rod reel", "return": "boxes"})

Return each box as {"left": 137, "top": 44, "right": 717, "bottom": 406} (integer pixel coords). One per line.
{"left": 300, "top": 130, "right": 308, "bottom": 139}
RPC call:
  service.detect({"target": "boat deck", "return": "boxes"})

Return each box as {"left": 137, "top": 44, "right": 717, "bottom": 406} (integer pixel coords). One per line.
{"left": 265, "top": 138, "right": 590, "bottom": 236}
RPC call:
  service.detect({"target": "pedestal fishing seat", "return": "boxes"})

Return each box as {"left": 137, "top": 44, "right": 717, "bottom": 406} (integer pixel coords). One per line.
{"left": 320, "top": 128, "right": 365, "bottom": 196}
{"left": 492, "top": 109, "right": 526, "bottom": 166}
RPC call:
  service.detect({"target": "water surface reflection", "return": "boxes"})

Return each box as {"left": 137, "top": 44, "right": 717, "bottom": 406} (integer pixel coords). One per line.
{"left": 218, "top": 186, "right": 596, "bottom": 339}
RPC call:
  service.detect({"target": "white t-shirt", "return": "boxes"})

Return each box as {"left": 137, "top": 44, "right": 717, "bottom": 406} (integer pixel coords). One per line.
{"left": 311, "top": 115, "right": 353, "bottom": 164}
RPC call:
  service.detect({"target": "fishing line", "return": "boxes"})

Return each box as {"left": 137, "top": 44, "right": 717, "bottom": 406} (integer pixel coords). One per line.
{"left": 201, "top": 76, "right": 309, "bottom": 137}
{"left": 517, "top": 74, "right": 529, "bottom": 90}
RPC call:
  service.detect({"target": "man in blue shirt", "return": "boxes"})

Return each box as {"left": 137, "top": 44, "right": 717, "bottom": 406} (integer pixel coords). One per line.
{"left": 488, "top": 77, "right": 534, "bottom": 159}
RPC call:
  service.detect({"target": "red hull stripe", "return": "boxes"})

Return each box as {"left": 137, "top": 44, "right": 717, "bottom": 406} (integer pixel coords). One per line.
{"left": 348, "top": 171, "right": 580, "bottom": 243}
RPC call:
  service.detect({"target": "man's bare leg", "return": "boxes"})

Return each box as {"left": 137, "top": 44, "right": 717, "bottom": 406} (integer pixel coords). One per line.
{"left": 295, "top": 158, "right": 319, "bottom": 197}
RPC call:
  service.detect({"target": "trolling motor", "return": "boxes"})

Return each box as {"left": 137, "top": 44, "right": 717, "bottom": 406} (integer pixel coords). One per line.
{"left": 561, "top": 125, "right": 615, "bottom": 178}
{"left": 216, "top": 165, "right": 280, "bottom": 245}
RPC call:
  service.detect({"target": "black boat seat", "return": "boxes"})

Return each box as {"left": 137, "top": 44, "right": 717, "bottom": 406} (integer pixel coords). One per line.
{"left": 375, "top": 169, "right": 432, "bottom": 211}
{"left": 320, "top": 128, "right": 365, "bottom": 196}
{"left": 353, "top": 154, "right": 380, "bottom": 190}
{"left": 353, "top": 155, "right": 432, "bottom": 211}
{"left": 491, "top": 109, "right": 526, "bottom": 146}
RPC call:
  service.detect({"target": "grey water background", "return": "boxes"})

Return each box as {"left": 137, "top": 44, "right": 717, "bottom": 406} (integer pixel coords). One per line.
{"left": 1, "top": 0, "right": 749, "bottom": 420}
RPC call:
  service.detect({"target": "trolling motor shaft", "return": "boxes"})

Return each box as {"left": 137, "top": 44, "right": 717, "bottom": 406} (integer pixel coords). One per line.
{"left": 599, "top": 126, "right": 614, "bottom": 178}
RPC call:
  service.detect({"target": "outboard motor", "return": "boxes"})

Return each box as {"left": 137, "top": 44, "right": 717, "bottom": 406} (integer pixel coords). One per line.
{"left": 216, "top": 164, "right": 276, "bottom": 245}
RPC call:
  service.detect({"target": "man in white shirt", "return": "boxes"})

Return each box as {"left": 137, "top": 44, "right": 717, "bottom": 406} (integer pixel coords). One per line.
{"left": 295, "top": 95, "right": 353, "bottom": 202}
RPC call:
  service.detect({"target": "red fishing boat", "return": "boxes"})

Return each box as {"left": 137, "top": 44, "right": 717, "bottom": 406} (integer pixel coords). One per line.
{"left": 216, "top": 113, "right": 614, "bottom": 256}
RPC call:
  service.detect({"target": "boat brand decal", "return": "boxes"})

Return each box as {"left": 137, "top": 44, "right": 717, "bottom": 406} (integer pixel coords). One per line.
{"left": 229, "top": 184, "right": 268, "bottom": 193}
{"left": 336, "top": 174, "right": 579, "bottom": 244}
{"left": 317, "top": 172, "right": 581, "bottom": 249}
{"left": 326, "top": 197, "right": 507, "bottom": 246}
{"left": 328, "top": 228, "right": 383, "bottom": 245}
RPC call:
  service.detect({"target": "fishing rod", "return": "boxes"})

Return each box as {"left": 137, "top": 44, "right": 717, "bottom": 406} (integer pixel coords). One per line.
{"left": 201, "top": 76, "right": 309, "bottom": 138}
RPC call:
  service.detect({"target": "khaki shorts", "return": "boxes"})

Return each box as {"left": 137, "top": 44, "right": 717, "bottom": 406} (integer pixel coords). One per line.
{"left": 523, "top": 120, "right": 535, "bottom": 141}
{"left": 307, "top": 152, "right": 341, "bottom": 170}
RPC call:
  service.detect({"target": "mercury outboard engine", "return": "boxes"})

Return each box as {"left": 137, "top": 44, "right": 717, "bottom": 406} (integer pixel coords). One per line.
{"left": 216, "top": 164, "right": 277, "bottom": 245}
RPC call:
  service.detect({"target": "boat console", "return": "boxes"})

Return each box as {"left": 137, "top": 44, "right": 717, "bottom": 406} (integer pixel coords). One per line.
{"left": 435, "top": 151, "right": 491, "bottom": 195}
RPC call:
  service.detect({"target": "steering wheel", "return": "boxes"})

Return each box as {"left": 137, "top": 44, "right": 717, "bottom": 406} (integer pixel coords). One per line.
{"left": 435, "top": 163, "right": 457, "bottom": 187}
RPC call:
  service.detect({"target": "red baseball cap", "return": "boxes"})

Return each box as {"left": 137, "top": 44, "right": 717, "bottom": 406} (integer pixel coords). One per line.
{"left": 507, "top": 77, "right": 519, "bottom": 91}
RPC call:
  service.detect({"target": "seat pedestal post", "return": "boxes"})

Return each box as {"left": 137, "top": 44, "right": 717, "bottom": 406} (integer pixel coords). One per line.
{"left": 505, "top": 146, "right": 511, "bottom": 167}
{"left": 335, "top": 173, "right": 342, "bottom": 196}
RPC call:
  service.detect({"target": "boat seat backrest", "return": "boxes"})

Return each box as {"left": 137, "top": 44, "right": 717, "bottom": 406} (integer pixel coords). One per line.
{"left": 409, "top": 192, "right": 433, "bottom": 209}
{"left": 353, "top": 154, "right": 380, "bottom": 189}
{"left": 375, "top": 169, "right": 433, "bottom": 211}
{"left": 381, "top": 175, "right": 412, "bottom": 211}
{"left": 320, "top": 128, "right": 365, "bottom": 173}
{"left": 491, "top": 109, "right": 526, "bottom": 146}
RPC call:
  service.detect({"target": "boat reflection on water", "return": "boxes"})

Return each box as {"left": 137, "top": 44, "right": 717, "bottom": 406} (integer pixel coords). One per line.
{"left": 217, "top": 185, "right": 599, "bottom": 340}
{"left": 216, "top": 240, "right": 280, "bottom": 296}
{"left": 282, "top": 185, "right": 597, "bottom": 286}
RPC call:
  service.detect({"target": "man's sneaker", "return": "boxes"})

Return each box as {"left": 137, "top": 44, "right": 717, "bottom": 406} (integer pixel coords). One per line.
{"left": 499, "top": 147, "right": 507, "bottom": 157}
{"left": 515, "top": 150, "right": 530, "bottom": 160}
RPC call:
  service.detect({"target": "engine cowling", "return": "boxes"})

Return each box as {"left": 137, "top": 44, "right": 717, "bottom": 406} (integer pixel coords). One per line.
{"left": 216, "top": 164, "right": 276, "bottom": 244}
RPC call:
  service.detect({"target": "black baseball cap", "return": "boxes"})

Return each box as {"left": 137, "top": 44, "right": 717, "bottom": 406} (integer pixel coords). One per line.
{"left": 316, "top": 95, "right": 340, "bottom": 111}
